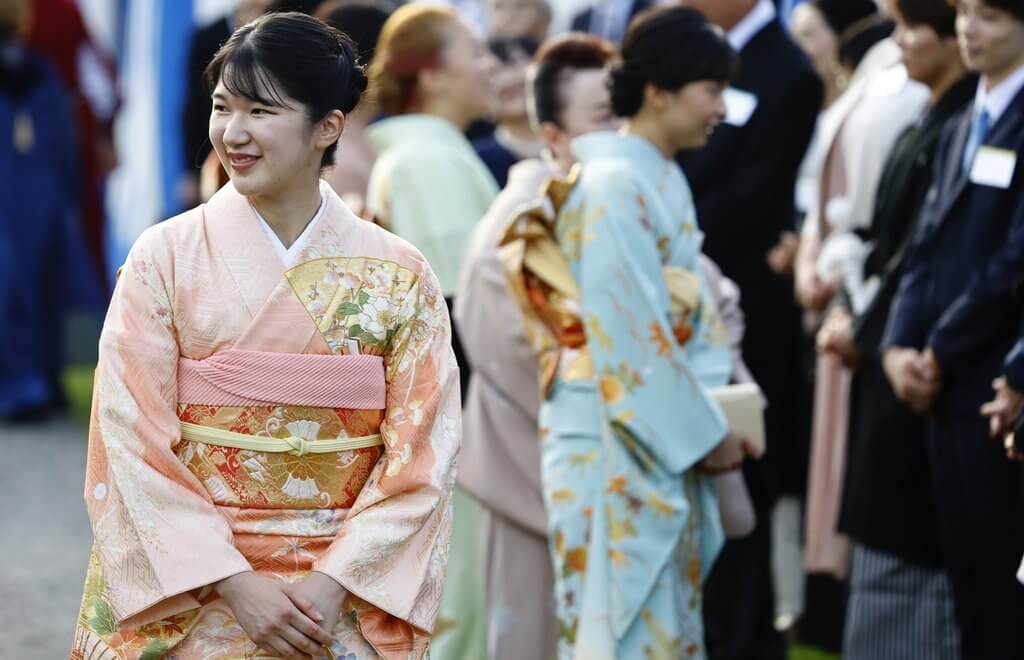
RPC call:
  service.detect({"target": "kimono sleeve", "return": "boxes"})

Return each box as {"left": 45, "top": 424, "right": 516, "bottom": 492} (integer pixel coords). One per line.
{"left": 575, "top": 173, "right": 727, "bottom": 474}
{"left": 314, "top": 262, "right": 460, "bottom": 659}
{"left": 85, "top": 228, "right": 250, "bottom": 626}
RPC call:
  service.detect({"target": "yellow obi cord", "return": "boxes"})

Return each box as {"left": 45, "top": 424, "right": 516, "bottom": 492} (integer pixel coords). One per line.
{"left": 179, "top": 421, "right": 384, "bottom": 457}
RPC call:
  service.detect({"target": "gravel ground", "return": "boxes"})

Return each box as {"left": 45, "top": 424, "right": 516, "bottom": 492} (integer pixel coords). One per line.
{"left": 0, "top": 418, "right": 91, "bottom": 659}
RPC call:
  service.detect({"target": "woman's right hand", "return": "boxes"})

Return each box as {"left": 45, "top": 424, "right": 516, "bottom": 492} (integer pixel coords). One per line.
{"left": 215, "top": 571, "right": 333, "bottom": 659}
{"left": 698, "top": 431, "right": 758, "bottom": 475}
{"left": 796, "top": 268, "right": 835, "bottom": 312}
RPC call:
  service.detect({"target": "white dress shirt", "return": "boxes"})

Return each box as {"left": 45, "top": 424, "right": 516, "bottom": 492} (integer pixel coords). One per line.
{"left": 972, "top": 63, "right": 1024, "bottom": 128}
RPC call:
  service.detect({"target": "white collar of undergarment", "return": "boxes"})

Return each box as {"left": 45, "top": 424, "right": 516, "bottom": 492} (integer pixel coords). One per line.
{"left": 974, "top": 62, "right": 1024, "bottom": 126}
{"left": 727, "top": 0, "right": 776, "bottom": 52}
{"left": 252, "top": 190, "right": 326, "bottom": 268}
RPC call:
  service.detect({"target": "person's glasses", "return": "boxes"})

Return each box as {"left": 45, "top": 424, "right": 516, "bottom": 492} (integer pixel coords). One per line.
{"left": 489, "top": 36, "right": 539, "bottom": 63}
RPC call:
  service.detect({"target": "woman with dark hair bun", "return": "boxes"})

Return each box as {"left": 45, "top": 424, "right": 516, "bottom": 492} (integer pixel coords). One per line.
{"left": 319, "top": 3, "right": 392, "bottom": 212}
{"left": 501, "top": 7, "right": 759, "bottom": 659}
{"left": 71, "top": 12, "right": 459, "bottom": 660}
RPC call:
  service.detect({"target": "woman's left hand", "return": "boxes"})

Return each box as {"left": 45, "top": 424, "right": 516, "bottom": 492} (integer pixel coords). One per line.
{"left": 285, "top": 572, "right": 348, "bottom": 654}
{"left": 816, "top": 307, "right": 860, "bottom": 368}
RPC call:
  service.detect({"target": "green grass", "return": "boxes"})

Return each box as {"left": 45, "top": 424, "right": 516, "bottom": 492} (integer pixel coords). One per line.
{"left": 789, "top": 645, "right": 840, "bottom": 660}
{"left": 61, "top": 364, "right": 95, "bottom": 427}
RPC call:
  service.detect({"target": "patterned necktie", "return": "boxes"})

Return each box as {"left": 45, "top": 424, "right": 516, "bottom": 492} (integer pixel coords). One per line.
{"left": 962, "top": 107, "right": 991, "bottom": 175}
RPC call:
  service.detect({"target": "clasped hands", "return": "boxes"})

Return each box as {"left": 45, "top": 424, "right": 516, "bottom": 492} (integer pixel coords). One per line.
{"left": 214, "top": 570, "right": 347, "bottom": 659}
{"left": 816, "top": 307, "right": 861, "bottom": 368}
{"left": 883, "top": 346, "right": 942, "bottom": 413}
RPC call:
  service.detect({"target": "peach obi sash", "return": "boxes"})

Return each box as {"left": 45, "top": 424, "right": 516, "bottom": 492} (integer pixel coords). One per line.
{"left": 177, "top": 349, "right": 387, "bottom": 409}
{"left": 175, "top": 349, "right": 388, "bottom": 510}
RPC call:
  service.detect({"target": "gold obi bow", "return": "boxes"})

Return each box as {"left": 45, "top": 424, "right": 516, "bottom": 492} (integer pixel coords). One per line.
{"left": 498, "top": 165, "right": 705, "bottom": 395}
{"left": 662, "top": 265, "right": 701, "bottom": 345}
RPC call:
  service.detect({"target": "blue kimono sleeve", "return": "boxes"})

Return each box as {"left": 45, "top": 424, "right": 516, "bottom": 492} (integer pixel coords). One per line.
{"left": 574, "top": 173, "right": 727, "bottom": 475}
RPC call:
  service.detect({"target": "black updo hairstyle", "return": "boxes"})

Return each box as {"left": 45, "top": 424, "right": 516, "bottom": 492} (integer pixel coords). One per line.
{"left": 204, "top": 11, "right": 368, "bottom": 168}
{"left": 610, "top": 6, "right": 738, "bottom": 118}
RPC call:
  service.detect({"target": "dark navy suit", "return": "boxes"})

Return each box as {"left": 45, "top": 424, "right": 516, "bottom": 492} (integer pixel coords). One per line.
{"left": 884, "top": 81, "right": 1024, "bottom": 659}
{"left": 1005, "top": 337, "right": 1024, "bottom": 389}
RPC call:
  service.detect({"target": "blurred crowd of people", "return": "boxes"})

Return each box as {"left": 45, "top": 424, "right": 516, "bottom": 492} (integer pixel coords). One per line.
{"left": 7, "top": 0, "right": 1024, "bottom": 658}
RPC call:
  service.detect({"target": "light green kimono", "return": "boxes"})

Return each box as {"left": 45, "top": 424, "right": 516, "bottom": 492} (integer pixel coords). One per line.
{"left": 366, "top": 114, "right": 499, "bottom": 296}
{"left": 367, "top": 113, "right": 497, "bottom": 660}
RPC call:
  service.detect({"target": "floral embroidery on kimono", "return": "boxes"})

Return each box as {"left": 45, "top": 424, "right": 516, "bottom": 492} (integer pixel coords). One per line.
{"left": 71, "top": 181, "right": 460, "bottom": 660}
{"left": 500, "top": 132, "right": 730, "bottom": 660}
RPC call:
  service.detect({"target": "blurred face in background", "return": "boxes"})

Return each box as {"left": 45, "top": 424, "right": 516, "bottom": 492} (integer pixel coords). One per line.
{"left": 956, "top": 0, "right": 1024, "bottom": 82}
{"left": 890, "top": 3, "right": 962, "bottom": 87}
{"left": 544, "top": 66, "right": 620, "bottom": 165}
{"left": 559, "top": 68, "right": 620, "bottom": 137}
{"left": 791, "top": 3, "right": 842, "bottom": 82}
{"left": 420, "top": 18, "right": 498, "bottom": 122}
{"left": 490, "top": 38, "right": 534, "bottom": 124}
{"left": 489, "top": 0, "right": 550, "bottom": 42}
{"left": 660, "top": 79, "right": 727, "bottom": 150}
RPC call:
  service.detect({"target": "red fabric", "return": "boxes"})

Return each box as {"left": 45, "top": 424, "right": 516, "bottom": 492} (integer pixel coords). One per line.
{"left": 27, "top": 0, "right": 116, "bottom": 284}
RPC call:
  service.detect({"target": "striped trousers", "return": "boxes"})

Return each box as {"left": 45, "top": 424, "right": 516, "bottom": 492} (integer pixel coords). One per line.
{"left": 843, "top": 544, "right": 960, "bottom": 660}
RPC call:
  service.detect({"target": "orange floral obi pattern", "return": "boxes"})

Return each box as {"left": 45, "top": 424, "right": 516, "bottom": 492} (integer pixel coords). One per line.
{"left": 175, "top": 404, "right": 384, "bottom": 510}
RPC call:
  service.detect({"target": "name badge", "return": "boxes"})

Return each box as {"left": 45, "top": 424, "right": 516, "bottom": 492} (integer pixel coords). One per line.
{"left": 970, "top": 146, "right": 1017, "bottom": 189}
{"left": 723, "top": 87, "right": 758, "bottom": 127}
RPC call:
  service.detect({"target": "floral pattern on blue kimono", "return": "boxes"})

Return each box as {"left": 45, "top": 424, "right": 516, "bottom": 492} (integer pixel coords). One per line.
{"left": 540, "top": 132, "right": 732, "bottom": 660}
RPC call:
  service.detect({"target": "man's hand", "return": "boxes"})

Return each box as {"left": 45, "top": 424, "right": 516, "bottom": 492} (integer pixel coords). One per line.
{"left": 981, "top": 377, "right": 1024, "bottom": 438}
{"left": 796, "top": 269, "right": 836, "bottom": 312}
{"left": 883, "top": 347, "right": 942, "bottom": 413}
{"left": 215, "top": 571, "right": 332, "bottom": 659}
{"left": 816, "top": 307, "right": 861, "bottom": 368}
{"left": 767, "top": 231, "right": 800, "bottom": 275}
{"left": 284, "top": 572, "right": 348, "bottom": 650}
{"left": 1004, "top": 434, "right": 1024, "bottom": 463}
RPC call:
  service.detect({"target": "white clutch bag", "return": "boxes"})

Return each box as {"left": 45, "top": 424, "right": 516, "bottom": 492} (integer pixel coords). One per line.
{"left": 708, "top": 382, "right": 767, "bottom": 539}
{"left": 708, "top": 382, "right": 767, "bottom": 456}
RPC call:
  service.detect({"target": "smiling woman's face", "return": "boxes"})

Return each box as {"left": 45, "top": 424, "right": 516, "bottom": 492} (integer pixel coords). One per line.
{"left": 209, "top": 75, "right": 320, "bottom": 198}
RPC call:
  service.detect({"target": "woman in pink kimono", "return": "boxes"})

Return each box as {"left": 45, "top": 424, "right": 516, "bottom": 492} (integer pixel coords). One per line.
{"left": 70, "top": 12, "right": 460, "bottom": 660}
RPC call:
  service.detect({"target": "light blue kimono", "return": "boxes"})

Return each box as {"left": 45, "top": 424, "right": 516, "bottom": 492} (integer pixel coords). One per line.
{"left": 540, "top": 132, "right": 732, "bottom": 659}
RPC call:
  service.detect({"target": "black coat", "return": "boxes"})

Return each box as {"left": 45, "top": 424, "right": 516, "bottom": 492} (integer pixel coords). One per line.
{"left": 183, "top": 16, "right": 230, "bottom": 172}
{"left": 838, "top": 75, "right": 977, "bottom": 568}
{"left": 570, "top": 0, "right": 652, "bottom": 35}
{"left": 885, "top": 82, "right": 1024, "bottom": 414}
{"left": 882, "top": 77, "right": 1024, "bottom": 660}
{"left": 678, "top": 20, "right": 823, "bottom": 501}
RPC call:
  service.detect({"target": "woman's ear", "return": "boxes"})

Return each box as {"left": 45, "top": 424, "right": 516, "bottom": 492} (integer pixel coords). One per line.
{"left": 643, "top": 82, "right": 668, "bottom": 112}
{"left": 418, "top": 67, "right": 446, "bottom": 103}
{"left": 541, "top": 121, "right": 565, "bottom": 153}
{"left": 317, "top": 109, "right": 345, "bottom": 149}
